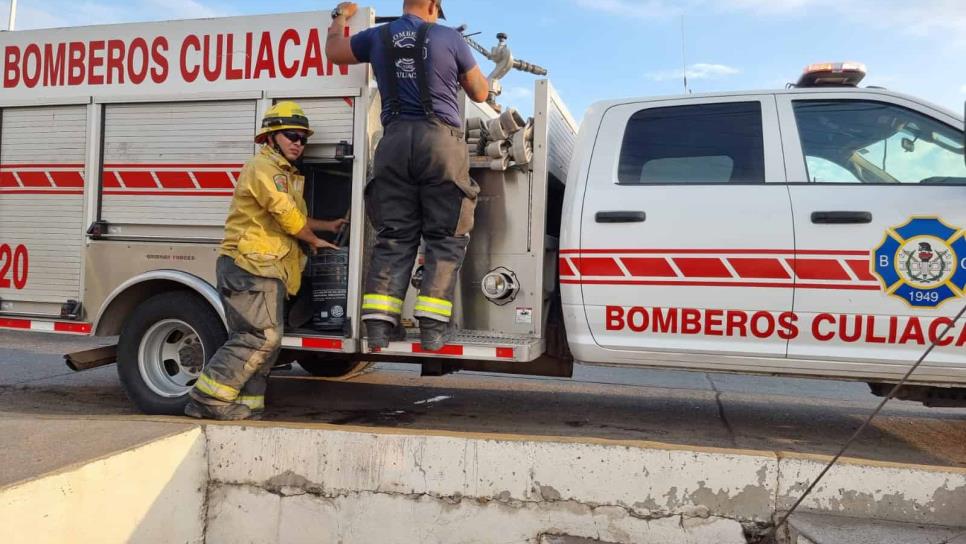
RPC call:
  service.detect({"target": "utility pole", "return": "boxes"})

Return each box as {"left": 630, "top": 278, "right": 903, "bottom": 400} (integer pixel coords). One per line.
{"left": 8, "top": 0, "right": 17, "bottom": 31}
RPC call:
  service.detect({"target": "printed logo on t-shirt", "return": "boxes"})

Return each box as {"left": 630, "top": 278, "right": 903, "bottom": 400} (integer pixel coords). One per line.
{"left": 392, "top": 31, "right": 429, "bottom": 80}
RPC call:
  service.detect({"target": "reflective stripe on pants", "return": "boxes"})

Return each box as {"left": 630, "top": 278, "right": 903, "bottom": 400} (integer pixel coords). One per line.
{"left": 236, "top": 395, "right": 265, "bottom": 411}
{"left": 195, "top": 373, "right": 240, "bottom": 402}
{"left": 361, "top": 293, "right": 405, "bottom": 324}
{"left": 413, "top": 295, "right": 453, "bottom": 322}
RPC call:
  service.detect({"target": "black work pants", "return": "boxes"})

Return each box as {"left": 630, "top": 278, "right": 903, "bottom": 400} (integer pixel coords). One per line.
{"left": 362, "top": 118, "right": 478, "bottom": 325}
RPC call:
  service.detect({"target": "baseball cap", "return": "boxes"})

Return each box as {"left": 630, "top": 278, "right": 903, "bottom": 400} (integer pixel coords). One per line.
{"left": 436, "top": 0, "right": 446, "bottom": 19}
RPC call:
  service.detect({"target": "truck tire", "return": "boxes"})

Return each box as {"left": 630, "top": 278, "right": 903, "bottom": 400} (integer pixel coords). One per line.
{"left": 117, "top": 291, "right": 227, "bottom": 415}
{"left": 867, "top": 382, "right": 966, "bottom": 408}
{"left": 296, "top": 354, "right": 373, "bottom": 380}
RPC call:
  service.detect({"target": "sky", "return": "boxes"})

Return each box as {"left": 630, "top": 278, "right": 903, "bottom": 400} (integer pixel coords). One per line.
{"left": 2, "top": 0, "right": 964, "bottom": 121}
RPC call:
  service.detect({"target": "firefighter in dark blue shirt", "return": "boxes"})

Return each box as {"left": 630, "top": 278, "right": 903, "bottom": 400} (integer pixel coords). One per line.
{"left": 326, "top": 1, "right": 489, "bottom": 351}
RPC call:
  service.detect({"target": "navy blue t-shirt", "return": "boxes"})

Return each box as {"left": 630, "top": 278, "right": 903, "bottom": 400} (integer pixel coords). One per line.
{"left": 350, "top": 15, "right": 478, "bottom": 128}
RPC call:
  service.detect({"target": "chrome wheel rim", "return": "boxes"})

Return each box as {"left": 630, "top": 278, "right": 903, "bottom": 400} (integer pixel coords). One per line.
{"left": 137, "top": 319, "right": 204, "bottom": 398}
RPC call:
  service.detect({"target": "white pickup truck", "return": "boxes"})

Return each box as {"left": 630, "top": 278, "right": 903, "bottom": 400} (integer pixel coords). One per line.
{"left": 560, "top": 63, "right": 966, "bottom": 406}
{"left": 0, "top": 6, "right": 963, "bottom": 412}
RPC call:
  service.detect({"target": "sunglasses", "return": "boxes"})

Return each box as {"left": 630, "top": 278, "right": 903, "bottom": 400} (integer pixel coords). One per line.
{"left": 279, "top": 130, "right": 309, "bottom": 145}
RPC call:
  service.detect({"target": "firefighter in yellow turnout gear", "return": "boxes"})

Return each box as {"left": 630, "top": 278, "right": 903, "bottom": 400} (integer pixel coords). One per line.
{"left": 185, "top": 102, "right": 346, "bottom": 421}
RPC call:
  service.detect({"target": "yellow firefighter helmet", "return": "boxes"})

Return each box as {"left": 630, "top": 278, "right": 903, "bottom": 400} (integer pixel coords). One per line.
{"left": 255, "top": 101, "right": 314, "bottom": 144}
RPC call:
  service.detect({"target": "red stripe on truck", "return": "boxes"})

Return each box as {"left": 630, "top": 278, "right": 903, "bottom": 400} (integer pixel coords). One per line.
{"left": 118, "top": 171, "right": 158, "bottom": 188}
{"left": 156, "top": 171, "right": 196, "bottom": 189}
{"left": 846, "top": 260, "right": 877, "bottom": 282}
{"left": 561, "top": 248, "right": 869, "bottom": 256}
{"left": 50, "top": 171, "right": 85, "bottom": 188}
{"left": 729, "top": 258, "right": 790, "bottom": 279}
{"left": 193, "top": 171, "right": 236, "bottom": 189}
{"left": 621, "top": 258, "right": 677, "bottom": 278}
{"left": 0, "top": 189, "right": 84, "bottom": 195}
{"left": 0, "top": 319, "right": 92, "bottom": 334}
{"left": 791, "top": 259, "right": 851, "bottom": 281}
{"left": 0, "top": 318, "right": 31, "bottom": 329}
{"left": 674, "top": 258, "right": 732, "bottom": 278}
{"left": 411, "top": 343, "right": 464, "bottom": 356}
{"left": 301, "top": 337, "right": 344, "bottom": 350}
{"left": 102, "top": 190, "right": 235, "bottom": 197}
{"left": 18, "top": 171, "right": 52, "bottom": 187}
{"left": 0, "top": 172, "right": 19, "bottom": 187}
{"left": 572, "top": 258, "right": 624, "bottom": 277}
{"left": 54, "top": 322, "right": 93, "bottom": 334}
{"left": 564, "top": 279, "right": 881, "bottom": 291}
{"left": 559, "top": 258, "right": 576, "bottom": 277}
{"left": 102, "top": 171, "right": 123, "bottom": 188}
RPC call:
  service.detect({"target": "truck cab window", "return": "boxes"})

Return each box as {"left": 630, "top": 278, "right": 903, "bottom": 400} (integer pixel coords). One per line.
{"left": 617, "top": 102, "right": 765, "bottom": 185}
{"left": 793, "top": 100, "right": 966, "bottom": 185}
{"left": 805, "top": 156, "right": 861, "bottom": 183}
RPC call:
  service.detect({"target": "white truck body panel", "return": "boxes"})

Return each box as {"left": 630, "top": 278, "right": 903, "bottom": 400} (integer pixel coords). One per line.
{"left": 0, "top": 9, "right": 372, "bottom": 325}
{"left": 100, "top": 99, "right": 256, "bottom": 234}
{"left": 0, "top": 8, "right": 573, "bottom": 368}
{"left": 0, "top": 104, "right": 88, "bottom": 317}
{"left": 563, "top": 88, "right": 966, "bottom": 385}
{"left": 572, "top": 94, "right": 793, "bottom": 357}
{"left": 0, "top": 11, "right": 368, "bottom": 102}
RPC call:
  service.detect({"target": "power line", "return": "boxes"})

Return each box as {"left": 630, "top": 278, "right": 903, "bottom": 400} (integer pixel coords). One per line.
{"left": 770, "top": 301, "right": 966, "bottom": 539}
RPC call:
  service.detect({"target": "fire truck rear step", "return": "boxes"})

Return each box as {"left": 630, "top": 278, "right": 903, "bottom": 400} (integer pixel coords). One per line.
{"left": 364, "top": 329, "right": 543, "bottom": 362}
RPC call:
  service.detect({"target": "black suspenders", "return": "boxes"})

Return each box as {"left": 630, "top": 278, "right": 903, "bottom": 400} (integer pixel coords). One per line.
{"left": 380, "top": 22, "right": 437, "bottom": 121}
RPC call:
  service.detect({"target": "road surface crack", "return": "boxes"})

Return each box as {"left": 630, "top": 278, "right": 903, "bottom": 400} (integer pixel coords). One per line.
{"left": 704, "top": 373, "right": 738, "bottom": 447}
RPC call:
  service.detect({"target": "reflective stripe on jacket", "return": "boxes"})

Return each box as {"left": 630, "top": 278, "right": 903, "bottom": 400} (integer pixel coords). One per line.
{"left": 220, "top": 146, "right": 308, "bottom": 295}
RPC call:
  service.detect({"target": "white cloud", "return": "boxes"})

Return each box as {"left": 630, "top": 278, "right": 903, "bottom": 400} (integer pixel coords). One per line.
{"left": 144, "top": 0, "right": 223, "bottom": 20}
{"left": 574, "top": 0, "right": 685, "bottom": 19}
{"left": 647, "top": 63, "right": 740, "bottom": 82}
{"left": 825, "top": 0, "right": 966, "bottom": 37}
{"left": 961, "top": 84, "right": 966, "bottom": 94}
{"left": 503, "top": 86, "right": 534, "bottom": 100}
{"left": 717, "top": 0, "right": 818, "bottom": 12}
{"left": 0, "top": 0, "right": 228, "bottom": 30}
{"left": 574, "top": 0, "right": 966, "bottom": 36}
{"left": 497, "top": 85, "right": 536, "bottom": 113}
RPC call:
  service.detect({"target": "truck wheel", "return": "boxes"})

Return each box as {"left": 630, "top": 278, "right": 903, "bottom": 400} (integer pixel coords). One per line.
{"left": 117, "top": 292, "right": 226, "bottom": 415}
{"left": 297, "top": 355, "right": 372, "bottom": 380}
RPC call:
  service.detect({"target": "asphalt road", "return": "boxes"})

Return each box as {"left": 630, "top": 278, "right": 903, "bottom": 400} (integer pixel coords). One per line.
{"left": 1, "top": 330, "right": 964, "bottom": 469}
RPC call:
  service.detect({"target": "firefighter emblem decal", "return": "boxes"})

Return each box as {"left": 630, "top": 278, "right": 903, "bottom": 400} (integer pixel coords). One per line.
{"left": 872, "top": 217, "right": 966, "bottom": 308}
{"left": 273, "top": 174, "right": 289, "bottom": 192}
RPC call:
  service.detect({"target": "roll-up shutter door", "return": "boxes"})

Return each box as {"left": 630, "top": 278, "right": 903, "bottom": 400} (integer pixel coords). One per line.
{"left": 0, "top": 105, "right": 87, "bottom": 317}
{"left": 277, "top": 97, "right": 354, "bottom": 160}
{"left": 100, "top": 100, "right": 256, "bottom": 237}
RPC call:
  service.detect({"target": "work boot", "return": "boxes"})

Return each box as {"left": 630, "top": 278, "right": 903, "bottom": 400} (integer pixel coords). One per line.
{"left": 365, "top": 320, "right": 406, "bottom": 349}
{"left": 184, "top": 399, "right": 253, "bottom": 421}
{"left": 419, "top": 318, "right": 454, "bottom": 352}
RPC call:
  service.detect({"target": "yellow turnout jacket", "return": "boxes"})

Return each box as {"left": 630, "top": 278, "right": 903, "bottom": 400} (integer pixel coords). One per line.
{"left": 220, "top": 146, "right": 308, "bottom": 295}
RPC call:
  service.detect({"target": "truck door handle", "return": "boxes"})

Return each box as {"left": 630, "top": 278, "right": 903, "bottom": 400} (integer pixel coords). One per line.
{"left": 810, "top": 211, "right": 872, "bottom": 224}
{"left": 595, "top": 211, "right": 646, "bottom": 223}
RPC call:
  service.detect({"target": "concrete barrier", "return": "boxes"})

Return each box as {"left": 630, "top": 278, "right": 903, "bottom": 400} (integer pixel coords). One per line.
{"left": 205, "top": 426, "right": 768, "bottom": 543}
{"left": 776, "top": 453, "right": 966, "bottom": 527}
{"left": 203, "top": 424, "right": 966, "bottom": 543}
{"left": 1, "top": 427, "right": 206, "bottom": 544}
{"left": 3, "top": 421, "right": 964, "bottom": 543}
